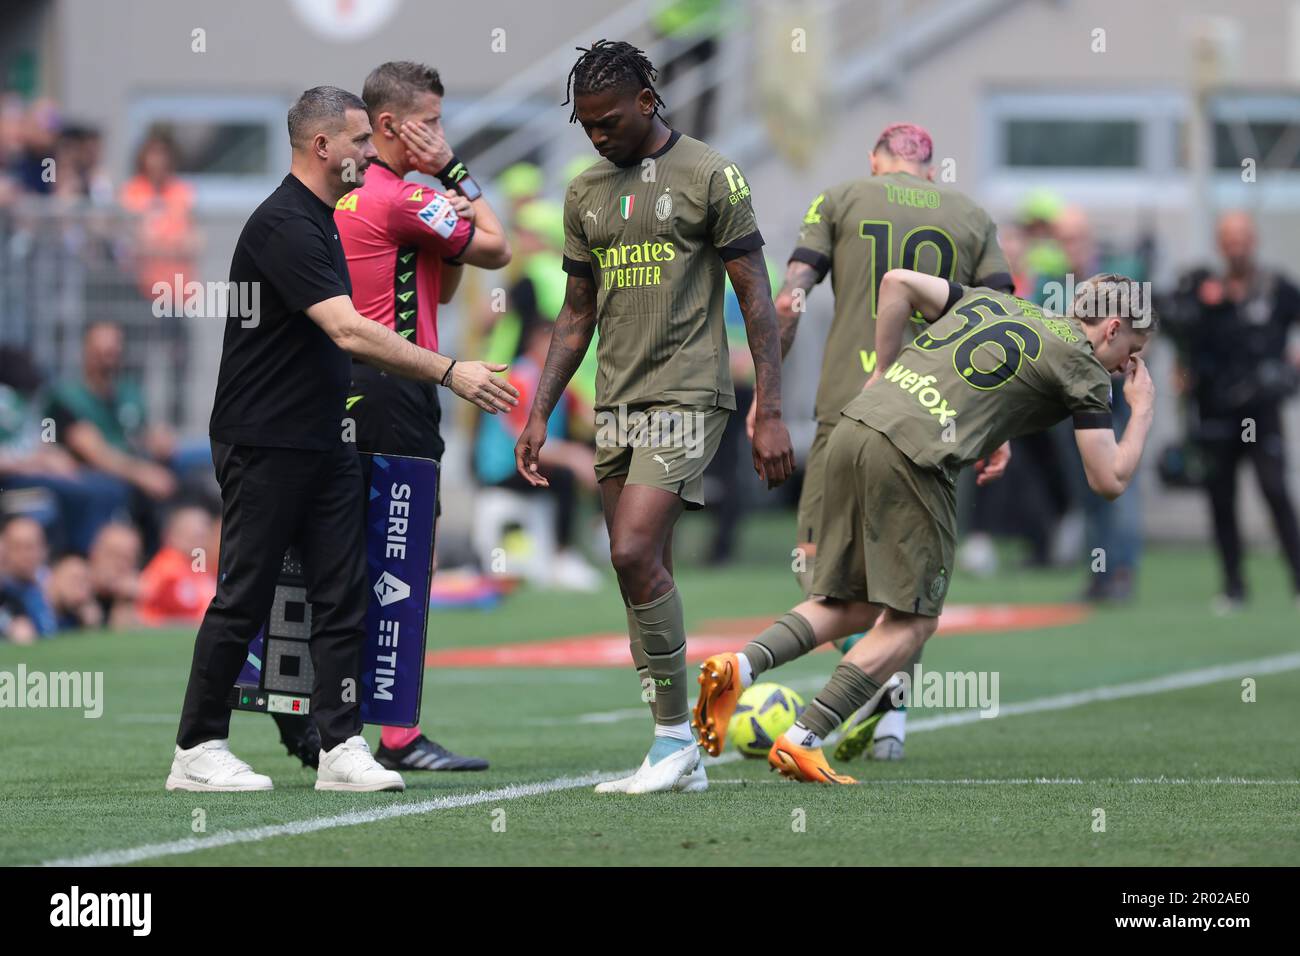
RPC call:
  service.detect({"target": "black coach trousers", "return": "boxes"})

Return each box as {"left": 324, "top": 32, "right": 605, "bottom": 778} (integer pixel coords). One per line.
{"left": 177, "top": 439, "right": 368, "bottom": 752}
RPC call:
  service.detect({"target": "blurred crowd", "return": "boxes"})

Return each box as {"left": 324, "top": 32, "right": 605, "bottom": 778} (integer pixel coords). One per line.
{"left": 0, "top": 320, "right": 222, "bottom": 642}
{"left": 0, "top": 94, "right": 200, "bottom": 295}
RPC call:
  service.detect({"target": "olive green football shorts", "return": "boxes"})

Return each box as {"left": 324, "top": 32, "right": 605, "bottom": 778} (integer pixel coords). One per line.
{"left": 593, "top": 403, "right": 729, "bottom": 510}
{"left": 811, "top": 418, "right": 956, "bottom": 617}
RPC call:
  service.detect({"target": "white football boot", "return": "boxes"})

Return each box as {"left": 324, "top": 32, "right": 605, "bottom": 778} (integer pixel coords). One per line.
{"left": 594, "top": 758, "right": 648, "bottom": 794}
{"left": 671, "top": 761, "right": 708, "bottom": 793}
{"left": 165, "top": 739, "right": 273, "bottom": 792}
{"left": 316, "top": 735, "right": 406, "bottom": 792}
{"left": 624, "top": 741, "right": 702, "bottom": 794}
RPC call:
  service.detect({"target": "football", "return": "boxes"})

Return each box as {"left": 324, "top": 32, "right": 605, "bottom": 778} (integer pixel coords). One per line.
{"left": 727, "top": 682, "right": 805, "bottom": 758}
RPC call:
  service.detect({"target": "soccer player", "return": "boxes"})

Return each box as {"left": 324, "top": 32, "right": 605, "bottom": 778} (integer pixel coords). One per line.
{"left": 515, "top": 40, "right": 794, "bottom": 794}
{"left": 749, "top": 122, "right": 1012, "bottom": 762}
{"left": 696, "top": 271, "right": 1156, "bottom": 782}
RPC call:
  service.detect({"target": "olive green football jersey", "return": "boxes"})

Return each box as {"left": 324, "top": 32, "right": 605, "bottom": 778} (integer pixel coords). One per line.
{"left": 792, "top": 172, "right": 1010, "bottom": 423}
{"left": 843, "top": 285, "right": 1113, "bottom": 483}
{"left": 562, "top": 131, "right": 762, "bottom": 411}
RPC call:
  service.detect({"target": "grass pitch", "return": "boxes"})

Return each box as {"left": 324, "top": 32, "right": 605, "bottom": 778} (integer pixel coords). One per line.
{"left": 3, "top": 512, "right": 1298, "bottom": 867}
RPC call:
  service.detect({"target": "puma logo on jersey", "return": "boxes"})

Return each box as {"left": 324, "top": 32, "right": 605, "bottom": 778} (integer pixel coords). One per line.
{"left": 652, "top": 454, "right": 672, "bottom": 475}
{"left": 584, "top": 208, "right": 601, "bottom": 222}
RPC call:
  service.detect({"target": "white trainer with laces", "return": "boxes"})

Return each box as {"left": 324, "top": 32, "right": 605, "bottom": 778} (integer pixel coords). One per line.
{"left": 316, "top": 735, "right": 406, "bottom": 792}
{"left": 624, "top": 741, "right": 702, "bottom": 795}
{"left": 165, "top": 739, "right": 273, "bottom": 792}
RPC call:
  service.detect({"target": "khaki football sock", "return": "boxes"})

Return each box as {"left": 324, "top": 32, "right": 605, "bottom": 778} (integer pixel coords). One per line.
{"left": 630, "top": 587, "right": 689, "bottom": 725}
{"left": 742, "top": 611, "right": 817, "bottom": 677}
{"left": 625, "top": 606, "right": 656, "bottom": 719}
{"left": 798, "top": 662, "right": 882, "bottom": 741}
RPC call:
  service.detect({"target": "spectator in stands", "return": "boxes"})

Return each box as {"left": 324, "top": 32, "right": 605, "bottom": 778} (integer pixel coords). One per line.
{"left": 52, "top": 122, "right": 113, "bottom": 206}
{"left": 475, "top": 316, "right": 600, "bottom": 590}
{"left": 0, "top": 344, "right": 130, "bottom": 555}
{"left": 87, "top": 521, "right": 142, "bottom": 630}
{"left": 0, "top": 515, "right": 56, "bottom": 642}
{"left": 7, "top": 97, "right": 60, "bottom": 196}
{"left": 45, "top": 322, "right": 177, "bottom": 549}
{"left": 137, "top": 505, "right": 217, "bottom": 625}
{"left": 1169, "top": 211, "right": 1300, "bottom": 611}
{"left": 119, "top": 128, "right": 199, "bottom": 297}
{"left": 46, "top": 554, "right": 101, "bottom": 631}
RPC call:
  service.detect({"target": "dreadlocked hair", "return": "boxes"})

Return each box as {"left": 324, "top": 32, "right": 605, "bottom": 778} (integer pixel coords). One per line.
{"left": 564, "top": 39, "right": 664, "bottom": 123}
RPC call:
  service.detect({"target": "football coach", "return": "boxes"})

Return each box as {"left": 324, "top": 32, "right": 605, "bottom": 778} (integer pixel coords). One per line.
{"left": 166, "top": 86, "right": 517, "bottom": 794}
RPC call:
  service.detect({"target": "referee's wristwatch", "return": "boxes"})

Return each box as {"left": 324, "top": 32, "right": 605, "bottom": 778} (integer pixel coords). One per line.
{"left": 436, "top": 156, "right": 482, "bottom": 202}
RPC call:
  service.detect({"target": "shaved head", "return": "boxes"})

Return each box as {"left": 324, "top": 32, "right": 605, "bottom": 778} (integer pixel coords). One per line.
{"left": 1216, "top": 210, "right": 1257, "bottom": 272}
{"left": 287, "top": 86, "right": 367, "bottom": 151}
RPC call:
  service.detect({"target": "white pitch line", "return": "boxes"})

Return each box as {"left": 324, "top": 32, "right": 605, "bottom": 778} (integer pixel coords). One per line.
{"left": 40, "top": 771, "right": 625, "bottom": 868}
{"left": 569, "top": 652, "right": 1300, "bottom": 730}
{"left": 37, "top": 651, "right": 1300, "bottom": 867}
{"left": 711, "top": 777, "right": 1300, "bottom": 786}
{"left": 905, "top": 651, "right": 1300, "bottom": 732}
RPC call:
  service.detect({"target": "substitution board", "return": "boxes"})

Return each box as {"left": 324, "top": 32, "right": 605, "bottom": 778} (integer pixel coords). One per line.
{"left": 228, "top": 453, "right": 438, "bottom": 727}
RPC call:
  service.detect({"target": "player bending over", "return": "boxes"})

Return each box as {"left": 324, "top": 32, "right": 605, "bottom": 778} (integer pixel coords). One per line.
{"left": 764, "top": 121, "right": 1012, "bottom": 762}
{"left": 516, "top": 40, "right": 793, "bottom": 795}
{"left": 694, "top": 269, "right": 1156, "bottom": 782}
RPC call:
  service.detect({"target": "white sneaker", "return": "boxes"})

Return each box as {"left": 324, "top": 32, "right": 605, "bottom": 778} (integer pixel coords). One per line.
{"left": 624, "top": 742, "right": 701, "bottom": 794}
{"left": 165, "top": 739, "right": 273, "bottom": 792}
{"left": 316, "top": 735, "right": 406, "bottom": 792}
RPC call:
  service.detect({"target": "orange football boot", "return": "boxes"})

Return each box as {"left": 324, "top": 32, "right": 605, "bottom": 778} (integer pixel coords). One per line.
{"left": 768, "top": 732, "right": 858, "bottom": 784}
{"left": 693, "top": 653, "right": 742, "bottom": 757}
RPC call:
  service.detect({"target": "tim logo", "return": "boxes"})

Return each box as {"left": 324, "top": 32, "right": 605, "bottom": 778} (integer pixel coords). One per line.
{"left": 373, "top": 571, "right": 410, "bottom": 607}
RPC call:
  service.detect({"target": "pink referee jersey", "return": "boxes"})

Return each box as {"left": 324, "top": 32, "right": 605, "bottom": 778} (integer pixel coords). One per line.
{"left": 334, "top": 160, "right": 474, "bottom": 352}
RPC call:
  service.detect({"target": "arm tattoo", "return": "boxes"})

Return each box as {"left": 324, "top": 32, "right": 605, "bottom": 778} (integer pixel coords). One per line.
{"left": 530, "top": 274, "right": 597, "bottom": 421}
{"left": 728, "top": 249, "right": 784, "bottom": 418}
{"left": 775, "top": 261, "right": 818, "bottom": 358}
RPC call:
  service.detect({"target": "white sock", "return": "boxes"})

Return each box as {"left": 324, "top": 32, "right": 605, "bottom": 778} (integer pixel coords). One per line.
{"left": 875, "top": 709, "right": 907, "bottom": 742}
{"left": 787, "top": 721, "right": 823, "bottom": 749}
{"left": 736, "top": 651, "right": 754, "bottom": 689}
{"left": 654, "top": 720, "right": 693, "bottom": 742}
